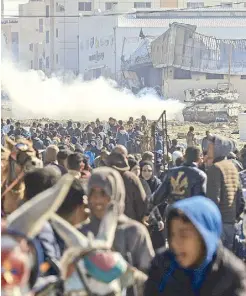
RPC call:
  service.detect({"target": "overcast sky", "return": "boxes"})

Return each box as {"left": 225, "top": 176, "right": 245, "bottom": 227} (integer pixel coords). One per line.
{"left": 3, "top": 0, "right": 29, "bottom": 16}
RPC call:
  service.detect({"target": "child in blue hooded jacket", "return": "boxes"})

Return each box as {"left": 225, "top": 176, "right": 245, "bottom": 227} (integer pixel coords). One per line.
{"left": 144, "top": 196, "right": 246, "bottom": 296}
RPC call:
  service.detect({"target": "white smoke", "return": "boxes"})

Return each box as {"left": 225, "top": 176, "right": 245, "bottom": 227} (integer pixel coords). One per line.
{"left": 1, "top": 59, "right": 184, "bottom": 121}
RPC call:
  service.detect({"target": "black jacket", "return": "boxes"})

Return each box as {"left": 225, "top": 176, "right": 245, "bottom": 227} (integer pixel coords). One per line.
{"left": 144, "top": 246, "right": 246, "bottom": 296}
{"left": 152, "top": 163, "right": 207, "bottom": 207}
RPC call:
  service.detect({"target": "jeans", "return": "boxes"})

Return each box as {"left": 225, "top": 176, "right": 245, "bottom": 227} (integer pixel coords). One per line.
{"left": 222, "top": 223, "right": 235, "bottom": 251}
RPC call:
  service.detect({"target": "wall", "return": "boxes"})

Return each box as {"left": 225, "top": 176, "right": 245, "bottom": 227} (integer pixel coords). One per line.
{"left": 78, "top": 15, "right": 117, "bottom": 78}
{"left": 18, "top": 1, "right": 48, "bottom": 71}
{"left": 177, "top": 0, "right": 246, "bottom": 8}
{"left": 93, "top": 0, "right": 159, "bottom": 11}
{"left": 160, "top": 0, "right": 178, "bottom": 8}
{"left": 1, "top": 19, "right": 19, "bottom": 61}
{"left": 79, "top": 15, "right": 166, "bottom": 78}
{"left": 53, "top": 0, "right": 79, "bottom": 73}
{"left": 162, "top": 71, "right": 246, "bottom": 103}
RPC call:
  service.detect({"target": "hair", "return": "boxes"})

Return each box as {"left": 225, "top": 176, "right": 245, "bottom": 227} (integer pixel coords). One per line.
{"left": 67, "top": 152, "right": 83, "bottom": 171}
{"left": 118, "top": 120, "right": 123, "bottom": 126}
{"left": 168, "top": 208, "right": 191, "bottom": 224}
{"left": 142, "top": 151, "right": 154, "bottom": 161}
{"left": 112, "top": 145, "right": 128, "bottom": 157}
{"left": 57, "top": 149, "right": 70, "bottom": 167}
{"left": 24, "top": 168, "right": 60, "bottom": 200}
{"left": 185, "top": 146, "right": 201, "bottom": 163}
{"left": 128, "top": 158, "right": 138, "bottom": 171}
{"left": 172, "top": 139, "right": 178, "bottom": 146}
{"left": 57, "top": 179, "right": 86, "bottom": 218}
{"left": 189, "top": 126, "right": 194, "bottom": 132}
{"left": 175, "top": 157, "right": 184, "bottom": 167}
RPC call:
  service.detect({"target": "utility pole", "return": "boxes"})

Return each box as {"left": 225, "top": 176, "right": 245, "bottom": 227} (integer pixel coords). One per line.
{"left": 228, "top": 42, "right": 232, "bottom": 91}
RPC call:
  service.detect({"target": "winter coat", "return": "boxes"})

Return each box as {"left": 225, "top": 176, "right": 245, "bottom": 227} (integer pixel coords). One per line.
{"left": 144, "top": 246, "right": 246, "bottom": 296}
{"left": 207, "top": 158, "right": 240, "bottom": 223}
{"left": 152, "top": 163, "right": 207, "bottom": 206}
{"left": 144, "top": 196, "right": 246, "bottom": 296}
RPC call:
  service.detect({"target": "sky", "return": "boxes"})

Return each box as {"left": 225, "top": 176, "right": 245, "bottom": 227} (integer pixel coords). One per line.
{"left": 3, "top": 0, "right": 28, "bottom": 17}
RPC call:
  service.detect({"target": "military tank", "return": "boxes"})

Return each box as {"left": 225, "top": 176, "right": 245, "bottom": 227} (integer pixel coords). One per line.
{"left": 183, "top": 83, "right": 241, "bottom": 123}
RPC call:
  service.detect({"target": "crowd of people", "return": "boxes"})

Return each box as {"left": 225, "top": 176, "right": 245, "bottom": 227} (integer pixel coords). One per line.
{"left": 1, "top": 116, "right": 246, "bottom": 296}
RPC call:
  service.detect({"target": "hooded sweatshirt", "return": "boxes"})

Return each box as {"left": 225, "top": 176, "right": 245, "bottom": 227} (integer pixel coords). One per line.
{"left": 162, "top": 196, "right": 222, "bottom": 293}
{"left": 144, "top": 196, "right": 246, "bottom": 296}
{"left": 80, "top": 167, "right": 154, "bottom": 272}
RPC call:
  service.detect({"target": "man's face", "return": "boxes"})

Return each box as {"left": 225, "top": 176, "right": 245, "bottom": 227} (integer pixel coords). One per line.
{"left": 169, "top": 218, "right": 205, "bottom": 268}
{"left": 88, "top": 188, "right": 110, "bottom": 219}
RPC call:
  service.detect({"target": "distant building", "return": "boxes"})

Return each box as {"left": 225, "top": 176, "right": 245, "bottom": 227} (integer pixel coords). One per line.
{"left": 124, "top": 22, "right": 246, "bottom": 103}
{"left": 78, "top": 9, "right": 246, "bottom": 82}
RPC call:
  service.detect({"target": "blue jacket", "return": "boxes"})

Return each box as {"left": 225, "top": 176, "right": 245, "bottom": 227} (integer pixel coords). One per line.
{"left": 35, "top": 222, "right": 64, "bottom": 276}
{"left": 144, "top": 196, "right": 246, "bottom": 296}
{"left": 116, "top": 130, "right": 129, "bottom": 148}
{"left": 84, "top": 151, "right": 95, "bottom": 166}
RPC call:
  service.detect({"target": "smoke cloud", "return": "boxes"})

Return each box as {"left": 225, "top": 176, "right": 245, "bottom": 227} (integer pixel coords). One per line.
{"left": 1, "top": 60, "right": 184, "bottom": 121}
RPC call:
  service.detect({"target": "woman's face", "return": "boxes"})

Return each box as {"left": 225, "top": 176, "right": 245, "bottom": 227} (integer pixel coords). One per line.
{"left": 131, "top": 165, "right": 140, "bottom": 177}
{"left": 141, "top": 164, "right": 153, "bottom": 181}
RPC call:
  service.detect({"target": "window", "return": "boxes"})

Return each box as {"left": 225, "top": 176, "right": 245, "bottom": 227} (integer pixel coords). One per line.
{"left": 187, "top": 2, "right": 204, "bottom": 8}
{"left": 173, "top": 68, "right": 192, "bottom": 79}
{"left": 105, "top": 2, "right": 117, "bottom": 10}
{"left": 56, "top": 54, "right": 59, "bottom": 64}
{"left": 206, "top": 73, "right": 224, "bottom": 79}
{"left": 11, "top": 32, "right": 19, "bottom": 43}
{"left": 56, "top": 3, "right": 65, "bottom": 12}
{"left": 221, "top": 2, "right": 232, "bottom": 7}
{"left": 39, "top": 19, "right": 43, "bottom": 33}
{"left": 39, "top": 58, "right": 43, "bottom": 70}
{"left": 30, "top": 60, "right": 33, "bottom": 69}
{"left": 56, "top": 28, "right": 59, "bottom": 38}
{"left": 46, "top": 5, "right": 49, "bottom": 17}
{"left": 134, "top": 2, "right": 151, "bottom": 8}
{"left": 46, "top": 56, "right": 50, "bottom": 68}
{"left": 78, "top": 2, "right": 92, "bottom": 11}
{"left": 46, "top": 31, "right": 49, "bottom": 43}
{"left": 29, "top": 43, "right": 33, "bottom": 51}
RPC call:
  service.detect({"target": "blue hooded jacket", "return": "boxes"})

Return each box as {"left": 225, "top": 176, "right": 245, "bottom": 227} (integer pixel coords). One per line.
{"left": 159, "top": 196, "right": 222, "bottom": 295}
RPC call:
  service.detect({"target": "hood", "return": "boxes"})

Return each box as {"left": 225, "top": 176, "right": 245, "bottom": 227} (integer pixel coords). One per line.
{"left": 170, "top": 196, "right": 222, "bottom": 266}
{"left": 87, "top": 167, "right": 126, "bottom": 214}
{"left": 159, "top": 196, "right": 222, "bottom": 293}
{"left": 212, "top": 135, "right": 236, "bottom": 159}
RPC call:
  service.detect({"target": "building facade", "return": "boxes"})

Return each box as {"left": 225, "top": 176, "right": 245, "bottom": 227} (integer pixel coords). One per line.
{"left": 78, "top": 10, "right": 246, "bottom": 81}
{"left": 1, "top": 18, "right": 19, "bottom": 62}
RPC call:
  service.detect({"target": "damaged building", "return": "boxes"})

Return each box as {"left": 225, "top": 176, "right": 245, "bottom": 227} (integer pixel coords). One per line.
{"left": 122, "top": 22, "right": 246, "bottom": 104}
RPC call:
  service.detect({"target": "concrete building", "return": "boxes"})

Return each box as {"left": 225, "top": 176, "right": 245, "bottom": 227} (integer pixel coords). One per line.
{"left": 123, "top": 22, "right": 246, "bottom": 103}
{"left": 1, "top": 18, "right": 19, "bottom": 62}
{"left": 50, "top": 0, "right": 162, "bottom": 74}
{"left": 78, "top": 9, "right": 246, "bottom": 82}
